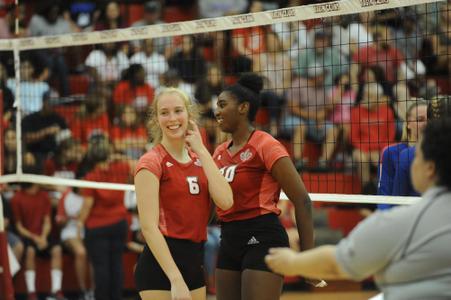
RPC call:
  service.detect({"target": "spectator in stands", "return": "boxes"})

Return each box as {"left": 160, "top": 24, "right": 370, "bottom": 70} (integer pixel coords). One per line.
{"left": 230, "top": 1, "right": 267, "bottom": 73}
{"left": 78, "top": 133, "right": 135, "bottom": 300}
{"left": 205, "top": 224, "right": 220, "bottom": 295}
{"left": 22, "top": 92, "right": 70, "bottom": 163}
{"left": 198, "top": 0, "right": 247, "bottom": 18}
{"left": 350, "top": 82, "right": 396, "bottom": 192}
{"left": 55, "top": 187, "right": 94, "bottom": 300}
{"left": 126, "top": 210, "right": 145, "bottom": 254}
{"left": 282, "top": 62, "right": 339, "bottom": 170}
{"left": 195, "top": 64, "right": 224, "bottom": 148}
{"left": 6, "top": 57, "right": 50, "bottom": 116}
{"left": 65, "top": 0, "right": 97, "bottom": 30}
{"left": 159, "top": 68, "right": 194, "bottom": 98}
{"left": 1, "top": 194, "right": 24, "bottom": 267}
{"left": 113, "top": 64, "right": 154, "bottom": 118}
{"left": 168, "top": 35, "right": 207, "bottom": 85}
{"left": 28, "top": 1, "right": 78, "bottom": 96}
{"left": 3, "top": 128, "right": 17, "bottom": 175}
{"left": 130, "top": 38, "right": 169, "bottom": 88}
{"left": 44, "top": 138, "right": 85, "bottom": 179}
{"left": 328, "top": 73, "right": 357, "bottom": 140}
{"left": 294, "top": 30, "right": 347, "bottom": 88}
{"left": 352, "top": 26, "right": 405, "bottom": 85}
{"left": 111, "top": 105, "right": 148, "bottom": 159}
{"left": 266, "top": 117, "right": 451, "bottom": 299}
{"left": 377, "top": 99, "right": 428, "bottom": 208}
{"left": 254, "top": 31, "right": 291, "bottom": 136}
{"left": 71, "top": 92, "right": 110, "bottom": 145}
{"left": 11, "top": 158, "right": 66, "bottom": 300}
{"left": 0, "top": 62, "right": 14, "bottom": 128}
{"left": 131, "top": 1, "right": 170, "bottom": 55}
{"left": 93, "top": 1, "right": 125, "bottom": 31}
{"left": 393, "top": 95, "right": 451, "bottom": 197}
{"left": 85, "top": 42, "right": 129, "bottom": 84}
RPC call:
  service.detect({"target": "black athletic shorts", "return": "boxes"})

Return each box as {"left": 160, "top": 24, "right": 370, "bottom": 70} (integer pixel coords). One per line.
{"left": 217, "top": 213, "right": 289, "bottom": 272}
{"left": 23, "top": 237, "right": 59, "bottom": 258}
{"left": 134, "top": 237, "right": 205, "bottom": 291}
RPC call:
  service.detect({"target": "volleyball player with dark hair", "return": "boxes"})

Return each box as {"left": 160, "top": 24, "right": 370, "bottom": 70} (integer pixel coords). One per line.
{"left": 134, "top": 88, "right": 233, "bottom": 300}
{"left": 266, "top": 117, "right": 451, "bottom": 299}
{"left": 213, "top": 74, "right": 317, "bottom": 300}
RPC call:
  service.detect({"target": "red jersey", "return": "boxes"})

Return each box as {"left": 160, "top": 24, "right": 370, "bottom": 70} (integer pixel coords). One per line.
{"left": 213, "top": 130, "right": 289, "bottom": 222}
{"left": 111, "top": 125, "right": 147, "bottom": 142}
{"left": 11, "top": 190, "right": 51, "bottom": 235}
{"left": 71, "top": 112, "right": 110, "bottom": 144}
{"left": 81, "top": 161, "right": 130, "bottom": 229}
{"left": 350, "top": 104, "right": 396, "bottom": 153}
{"left": 135, "top": 144, "right": 211, "bottom": 242}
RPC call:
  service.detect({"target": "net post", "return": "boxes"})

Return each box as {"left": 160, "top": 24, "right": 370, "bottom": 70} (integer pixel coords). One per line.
{"left": 0, "top": 196, "right": 15, "bottom": 300}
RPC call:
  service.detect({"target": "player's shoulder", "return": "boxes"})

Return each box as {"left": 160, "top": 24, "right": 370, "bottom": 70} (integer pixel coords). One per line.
{"left": 140, "top": 144, "right": 167, "bottom": 162}
{"left": 249, "top": 130, "right": 280, "bottom": 149}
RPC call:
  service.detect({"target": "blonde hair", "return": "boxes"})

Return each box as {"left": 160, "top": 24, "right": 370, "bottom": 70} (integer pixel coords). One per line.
{"left": 400, "top": 98, "right": 428, "bottom": 143}
{"left": 147, "top": 87, "right": 199, "bottom": 144}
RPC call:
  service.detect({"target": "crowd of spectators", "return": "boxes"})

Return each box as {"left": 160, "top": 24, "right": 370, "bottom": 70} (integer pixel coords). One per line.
{"left": 0, "top": 0, "right": 450, "bottom": 298}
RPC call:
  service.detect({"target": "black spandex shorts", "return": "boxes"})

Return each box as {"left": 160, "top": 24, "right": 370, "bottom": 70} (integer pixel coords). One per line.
{"left": 217, "top": 213, "right": 289, "bottom": 272}
{"left": 134, "top": 237, "right": 205, "bottom": 291}
{"left": 23, "top": 238, "right": 59, "bottom": 258}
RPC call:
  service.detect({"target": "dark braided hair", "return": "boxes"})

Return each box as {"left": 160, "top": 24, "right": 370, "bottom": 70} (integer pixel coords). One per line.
{"left": 421, "top": 118, "right": 451, "bottom": 190}
{"left": 224, "top": 73, "right": 263, "bottom": 122}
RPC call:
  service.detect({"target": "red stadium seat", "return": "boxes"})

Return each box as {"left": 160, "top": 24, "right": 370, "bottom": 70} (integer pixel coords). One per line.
{"left": 69, "top": 75, "right": 90, "bottom": 95}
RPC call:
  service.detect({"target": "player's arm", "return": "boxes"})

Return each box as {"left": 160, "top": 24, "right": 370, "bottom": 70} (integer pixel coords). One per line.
{"left": 186, "top": 121, "right": 233, "bottom": 210}
{"left": 265, "top": 245, "right": 349, "bottom": 280}
{"left": 271, "top": 157, "right": 314, "bottom": 251}
{"left": 135, "top": 169, "right": 190, "bottom": 298}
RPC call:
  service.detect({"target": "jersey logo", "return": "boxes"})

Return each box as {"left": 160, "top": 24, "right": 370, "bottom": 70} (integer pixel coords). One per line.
{"left": 240, "top": 149, "right": 252, "bottom": 162}
{"left": 194, "top": 158, "right": 202, "bottom": 166}
{"left": 166, "top": 161, "right": 173, "bottom": 167}
{"left": 217, "top": 155, "right": 222, "bottom": 160}
{"left": 247, "top": 236, "right": 260, "bottom": 245}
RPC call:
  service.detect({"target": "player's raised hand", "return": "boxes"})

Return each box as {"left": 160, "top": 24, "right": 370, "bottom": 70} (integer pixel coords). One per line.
{"left": 185, "top": 120, "right": 206, "bottom": 155}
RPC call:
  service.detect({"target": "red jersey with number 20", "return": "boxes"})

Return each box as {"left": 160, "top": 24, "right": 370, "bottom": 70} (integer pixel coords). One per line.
{"left": 213, "top": 130, "right": 289, "bottom": 222}
{"left": 135, "top": 144, "right": 211, "bottom": 242}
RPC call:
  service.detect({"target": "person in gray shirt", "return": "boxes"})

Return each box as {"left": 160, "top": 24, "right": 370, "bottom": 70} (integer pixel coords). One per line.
{"left": 265, "top": 118, "right": 451, "bottom": 299}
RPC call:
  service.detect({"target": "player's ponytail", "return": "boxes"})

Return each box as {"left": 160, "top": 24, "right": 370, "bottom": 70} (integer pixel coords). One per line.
{"left": 225, "top": 73, "right": 263, "bottom": 122}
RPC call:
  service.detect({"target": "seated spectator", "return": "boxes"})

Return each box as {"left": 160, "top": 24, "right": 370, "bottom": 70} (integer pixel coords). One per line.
{"left": 3, "top": 128, "right": 17, "bottom": 175}
{"left": 351, "top": 26, "right": 405, "bottom": 85}
{"left": 254, "top": 31, "right": 291, "bottom": 135}
{"left": 65, "top": 0, "right": 97, "bottom": 30}
{"left": 328, "top": 73, "right": 357, "bottom": 139}
{"left": 55, "top": 188, "right": 94, "bottom": 300}
{"left": 85, "top": 43, "right": 129, "bottom": 85}
{"left": 350, "top": 82, "right": 396, "bottom": 191}
{"left": 71, "top": 92, "right": 110, "bottom": 145}
{"left": 377, "top": 99, "right": 428, "bottom": 207}
{"left": 0, "top": 62, "right": 14, "bottom": 128}
{"left": 93, "top": 1, "right": 125, "bottom": 31}
{"left": 113, "top": 64, "right": 154, "bottom": 118}
{"left": 282, "top": 63, "right": 339, "bottom": 170}
{"left": 131, "top": 1, "right": 170, "bottom": 56}
{"left": 159, "top": 68, "right": 194, "bottom": 98}
{"left": 266, "top": 118, "right": 451, "bottom": 299}
{"left": 28, "top": 1, "right": 78, "bottom": 96}
{"left": 6, "top": 57, "right": 50, "bottom": 116}
{"left": 198, "top": 0, "right": 247, "bottom": 18}
{"left": 130, "top": 39, "right": 168, "bottom": 88}
{"left": 111, "top": 105, "right": 148, "bottom": 159}
{"left": 195, "top": 64, "right": 224, "bottom": 148}
{"left": 22, "top": 92, "right": 70, "bottom": 163}
{"left": 44, "top": 138, "right": 85, "bottom": 180}
{"left": 11, "top": 159, "right": 66, "bottom": 300}
{"left": 1, "top": 193, "right": 24, "bottom": 269}
{"left": 168, "top": 35, "right": 207, "bottom": 85}
{"left": 294, "top": 30, "right": 348, "bottom": 88}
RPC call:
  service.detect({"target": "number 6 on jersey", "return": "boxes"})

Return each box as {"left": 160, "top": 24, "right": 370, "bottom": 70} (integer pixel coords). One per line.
{"left": 187, "top": 176, "right": 200, "bottom": 194}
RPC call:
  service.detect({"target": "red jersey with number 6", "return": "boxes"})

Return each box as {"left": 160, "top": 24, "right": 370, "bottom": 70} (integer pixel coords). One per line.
{"left": 135, "top": 144, "right": 211, "bottom": 242}
{"left": 213, "top": 130, "right": 289, "bottom": 222}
